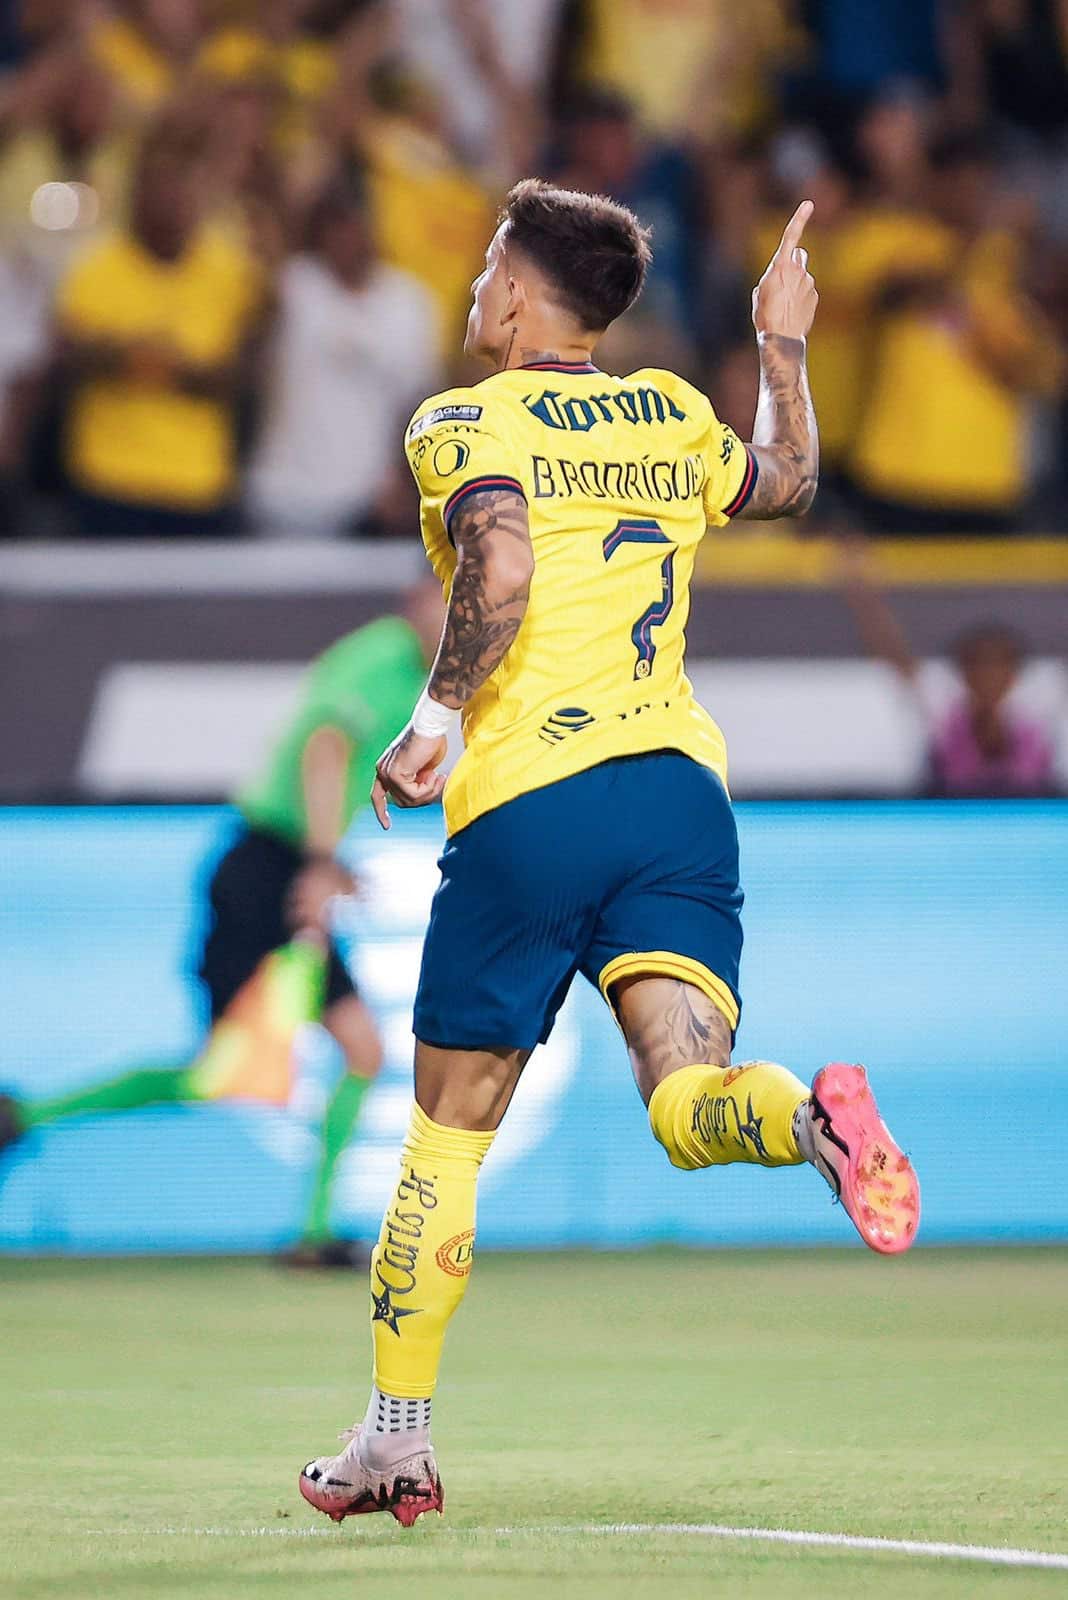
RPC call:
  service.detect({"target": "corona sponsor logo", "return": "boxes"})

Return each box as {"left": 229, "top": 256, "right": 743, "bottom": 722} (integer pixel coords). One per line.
{"left": 522, "top": 385, "right": 686, "bottom": 431}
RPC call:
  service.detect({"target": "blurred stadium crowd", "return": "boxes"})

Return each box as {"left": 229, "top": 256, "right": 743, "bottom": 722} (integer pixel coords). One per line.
{"left": 0, "top": 0, "right": 1067, "bottom": 541}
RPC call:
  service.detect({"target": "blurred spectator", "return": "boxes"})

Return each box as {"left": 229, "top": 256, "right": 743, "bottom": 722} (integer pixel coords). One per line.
{"left": 572, "top": 0, "right": 797, "bottom": 145}
{"left": 747, "top": 121, "right": 955, "bottom": 505}
{"left": 197, "top": 0, "right": 354, "bottom": 162}
{"left": 0, "top": 251, "right": 50, "bottom": 531}
{"left": 247, "top": 172, "right": 439, "bottom": 538}
{"left": 329, "top": 51, "right": 496, "bottom": 361}
{"left": 196, "top": 75, "right": 290, "bottom": 266}
{"left": 2, "top": 1, "right": 108, "bottom": 64}
{"left": 391, "top": 0, "right": 565, "bottom": 182}
{"left": 55, "top": 115, "right": 265, "bottom": 537}
{"left": 0, "top": 50, "right": 130, "bottom": 286}
{"left": 853, "top": 82, "right": 935, "bottom": 210}
{"left": 849, "top": 133, "right": 1065, "bottom": 533}
{"left": 0, "top": 0, "right": 1065, "bottom": 540}
{"left": 90, "top": 0, "right": 205, "bottom": 119}
{"left": 949, "top": 1, "right": 1068, "bottom": 248}
{"left": 552, "top": 89, "right": 699, "bottom": 344}
{"left": 948, "top": 0, "right": 1068, "bottom": 146}
{"left": 838, "top": 539, "right": 1060, "bottom": 796}
{"left": 799, "top": 0, "right": 947, "bottom": 99}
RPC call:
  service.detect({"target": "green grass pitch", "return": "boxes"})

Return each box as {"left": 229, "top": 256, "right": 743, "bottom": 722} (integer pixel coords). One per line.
{"left": 3, "top": 1248, "right": 1067, "bottom": 1599}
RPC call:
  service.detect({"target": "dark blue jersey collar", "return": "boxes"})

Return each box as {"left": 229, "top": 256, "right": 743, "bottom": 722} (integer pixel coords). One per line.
{"left": 519, "top": 359, "right": 599, "bottom": 374}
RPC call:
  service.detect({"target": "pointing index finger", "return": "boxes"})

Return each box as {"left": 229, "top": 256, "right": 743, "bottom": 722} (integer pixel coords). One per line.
{"left": 777, "top": 199, "right": 814, "bottom": 257}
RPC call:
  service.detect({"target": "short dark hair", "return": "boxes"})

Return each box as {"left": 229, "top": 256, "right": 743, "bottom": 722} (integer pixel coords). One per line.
{"left": 499, "top": 178, "right": 652, "bottom": 333}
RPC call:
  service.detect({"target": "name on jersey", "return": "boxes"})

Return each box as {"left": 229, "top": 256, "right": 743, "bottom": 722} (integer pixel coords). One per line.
{"left": 408, "top": 404, "right": 483, "bottom": 440}
{"left": 532, "top": 451, "right": 706, "bottom": 503}
{"left": 523, "top": 385, "right": 685, "bottom": 432}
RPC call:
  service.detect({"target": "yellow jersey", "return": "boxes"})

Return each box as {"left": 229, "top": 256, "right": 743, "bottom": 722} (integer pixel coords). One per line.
{"left": 367, "top": 119, "right": 495, "bottom": 360}
{"left": 406, "top": 361, "right": 754, "bottom": 835}
{"left": 57, "top": 227, "right": 263, "bottom": 509}
{"left": 852, "top": 229, "right": 1065, "bottom": 511}
{"left": 578, "top": 0, "right": 797, "bottom": 141}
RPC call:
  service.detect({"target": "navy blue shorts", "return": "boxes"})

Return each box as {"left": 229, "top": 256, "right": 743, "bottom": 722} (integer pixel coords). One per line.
{"left": 414, "top": 752, "right": 743, "bottom": 1051}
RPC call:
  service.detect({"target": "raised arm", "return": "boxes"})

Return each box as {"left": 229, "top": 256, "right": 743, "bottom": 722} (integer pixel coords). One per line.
{"left": 371, "top": 488, "right": 533, "bottom": 828}
{"left": 736, "top": 201, "right": 820, "bottom": 520}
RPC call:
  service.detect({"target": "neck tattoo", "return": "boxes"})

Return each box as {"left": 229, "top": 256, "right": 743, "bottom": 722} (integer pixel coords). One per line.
{"left": 498, "top": 327, "right": 517, "bottom": 373}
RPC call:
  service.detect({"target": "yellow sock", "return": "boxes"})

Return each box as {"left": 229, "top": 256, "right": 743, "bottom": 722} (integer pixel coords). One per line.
{"left": 648, "top": 1060, "right": 808, "bottom": 1170}
{"left": 370, "top": 1103, "right": 494, "bottom": 1398}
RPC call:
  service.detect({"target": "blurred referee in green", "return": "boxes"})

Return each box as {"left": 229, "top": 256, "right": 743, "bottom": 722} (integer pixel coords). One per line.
{"left": 0, "top": 579, "right": 444, "bottom": 1267}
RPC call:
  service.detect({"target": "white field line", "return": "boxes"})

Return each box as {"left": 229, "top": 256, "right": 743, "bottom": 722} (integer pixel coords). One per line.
{"left": 574, "top": 1524, "right": 1068, "bottom": 1571}
{"left": 86, "top": 1522, "right": 1068, "bottom": 1571}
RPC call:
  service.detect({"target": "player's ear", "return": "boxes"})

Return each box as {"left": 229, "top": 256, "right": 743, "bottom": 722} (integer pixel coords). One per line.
{"left": 500, "top": 274, "right": 525, "bottom": 326}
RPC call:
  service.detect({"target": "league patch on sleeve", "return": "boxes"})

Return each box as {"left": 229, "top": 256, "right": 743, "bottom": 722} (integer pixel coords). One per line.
{"left": 408, "top": 404, "right": 483, "bottom": 441}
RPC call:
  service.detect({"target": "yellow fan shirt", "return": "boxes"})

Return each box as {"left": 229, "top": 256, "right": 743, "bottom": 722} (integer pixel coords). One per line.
{"left": 406, "top": 361, "right": 755, "bottom": 834}
{"left": 57, "top": 228, "right": 263, "bottom": 509}
{"left": 366, "top": 118, "right": 495, "bottom": 360}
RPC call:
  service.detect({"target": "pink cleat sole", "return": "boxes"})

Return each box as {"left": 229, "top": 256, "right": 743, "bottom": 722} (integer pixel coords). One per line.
{"left": 810, "top": 1063, "right": 920, "bottom": 1255}
{"left": 299, "top": 1466, "right": 444, "bottom": 1527}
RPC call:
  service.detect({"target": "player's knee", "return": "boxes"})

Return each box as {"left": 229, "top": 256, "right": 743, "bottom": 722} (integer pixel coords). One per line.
{"left": 414, "top": 1074, "right": 502, "bottom": 1132}
{"left": 414, "top": 1040, "right": 525, "bottom": 1133}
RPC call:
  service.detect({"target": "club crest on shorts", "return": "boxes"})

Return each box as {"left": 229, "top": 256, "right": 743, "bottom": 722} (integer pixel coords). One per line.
{"left": 436, "top": 1230, "right": 475, "bottom": 1277}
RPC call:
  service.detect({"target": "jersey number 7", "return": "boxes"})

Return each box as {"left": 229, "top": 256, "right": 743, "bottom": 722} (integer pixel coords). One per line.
{"left": 602, "top": 518, "right": 677, "bottom": 681}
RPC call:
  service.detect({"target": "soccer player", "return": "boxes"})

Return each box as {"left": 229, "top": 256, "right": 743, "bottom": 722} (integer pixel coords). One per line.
{"left": 0, "top": 583, "right": 443, "bottom": 1265}
{"left": 299, "top": 182, "right": 920, "bottom": 1524}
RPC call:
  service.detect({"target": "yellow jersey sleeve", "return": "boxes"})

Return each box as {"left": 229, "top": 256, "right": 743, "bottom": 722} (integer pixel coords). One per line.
{"left": 405, "top": 388, "right": 526, "bottom": 540}
{"left": 702, "top": 411, "right": 757, "bottom": 525}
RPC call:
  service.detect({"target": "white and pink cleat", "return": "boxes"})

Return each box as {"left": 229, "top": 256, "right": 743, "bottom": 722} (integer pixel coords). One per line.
{"left": 804, "top": 1063, "right": 920, "bottom": 1255}
{"left": 299, "top": 1425, "right": 444, "bottom": 1528}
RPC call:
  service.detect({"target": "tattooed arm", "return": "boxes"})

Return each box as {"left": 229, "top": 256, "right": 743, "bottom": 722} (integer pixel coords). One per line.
{"left": 736, "top": 200, "right": 820, "bottom": 520}
{"left": 427, "top": 488, "right": 533, "bottom": 707}
{"left": 371, "top": 487, "right": 532, "bottom": 829}
{"left": 738, "top": 333, "right": 819, "bottom": 519}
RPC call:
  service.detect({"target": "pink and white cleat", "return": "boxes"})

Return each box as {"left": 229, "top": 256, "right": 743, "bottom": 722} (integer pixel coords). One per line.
{"left": 806, "top": 1063, "right": 920, "bottom": 1255}
{"left": 299, "top": 1425, "right": 444, "bottom": 1528}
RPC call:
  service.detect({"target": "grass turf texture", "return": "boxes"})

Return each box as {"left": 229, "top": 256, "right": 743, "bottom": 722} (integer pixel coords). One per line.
{"left": 2, "top": 1250, "right": 1066, "bottom": 1600}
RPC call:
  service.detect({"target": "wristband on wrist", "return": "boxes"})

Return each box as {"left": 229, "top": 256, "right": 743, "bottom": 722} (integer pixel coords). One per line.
{"left": 411, "top": 688, "right": 458, "bottom": 738}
